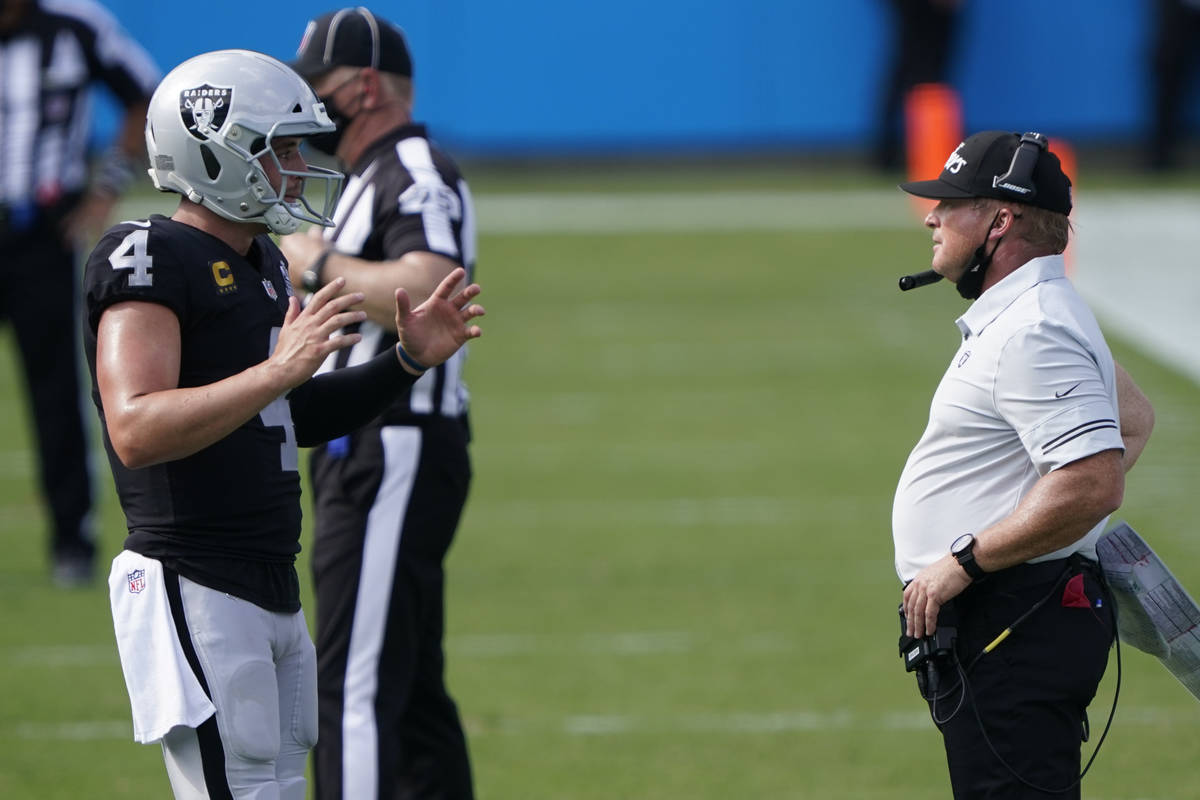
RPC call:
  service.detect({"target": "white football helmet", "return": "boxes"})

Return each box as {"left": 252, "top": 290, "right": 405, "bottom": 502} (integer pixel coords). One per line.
{"left": 145, "top": 49, "right": 343, "bottom": 234}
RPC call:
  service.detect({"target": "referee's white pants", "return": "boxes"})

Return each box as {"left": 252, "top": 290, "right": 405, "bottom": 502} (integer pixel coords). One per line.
{"left": 160, "top": 576, "right": 317, "bottom": 800}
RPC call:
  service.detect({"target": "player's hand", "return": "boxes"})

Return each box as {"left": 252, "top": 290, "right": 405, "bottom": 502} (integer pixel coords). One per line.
{"left": 269, "top": 277, "right": 366, "bottom": 388}
{"left": 393, "top": 267, "right": 484, "bottom": 374}
{"left": 901, "top": 554, "right": 971, "bottom": 638}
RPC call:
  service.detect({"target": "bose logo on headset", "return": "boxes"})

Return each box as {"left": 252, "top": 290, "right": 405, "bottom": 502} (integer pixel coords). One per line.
{"left": 993, "top": 132, "right": 1048, "bottom": 199}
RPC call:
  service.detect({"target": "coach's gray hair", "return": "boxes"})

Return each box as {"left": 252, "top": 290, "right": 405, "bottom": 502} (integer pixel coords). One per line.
{"left": 972, "top": 197, "right": 1071, "bottom": 254}
{"left": 1019, "top": 205, "right": 1072, "bottom": 253}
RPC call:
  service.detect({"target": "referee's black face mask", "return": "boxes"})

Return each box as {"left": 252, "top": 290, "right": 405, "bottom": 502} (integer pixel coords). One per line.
{"left": 308, "top": 73, "right": 365, "bottom": 158}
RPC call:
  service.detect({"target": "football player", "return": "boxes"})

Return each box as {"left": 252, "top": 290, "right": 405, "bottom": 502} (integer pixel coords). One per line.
{"left": 82, "top": 49, "right": 484, "bottom": 799}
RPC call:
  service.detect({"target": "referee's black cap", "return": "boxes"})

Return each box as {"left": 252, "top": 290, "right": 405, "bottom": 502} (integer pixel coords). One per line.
{"left": 899, "top": 130, "right": 1072, "bottom": 215}
{"left": 292, "top": 7, "right": 413, "bottom": 81}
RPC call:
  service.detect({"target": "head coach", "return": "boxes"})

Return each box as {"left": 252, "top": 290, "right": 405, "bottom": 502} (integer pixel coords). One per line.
{"left": 891, "top": 130, "right": 1155, "bottom": 797}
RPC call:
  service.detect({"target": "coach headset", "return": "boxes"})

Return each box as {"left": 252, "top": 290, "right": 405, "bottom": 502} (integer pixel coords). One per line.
{"left": 898, "top": 132, "right": 1050, "bottom": 296}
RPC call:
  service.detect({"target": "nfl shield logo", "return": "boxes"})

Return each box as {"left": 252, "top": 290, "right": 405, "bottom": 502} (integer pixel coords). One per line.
{"left": 127, "top": 569, "right": 146, "bottom": 594}
{"left": 262, "top": 279, "right": 278, "bottom": 300}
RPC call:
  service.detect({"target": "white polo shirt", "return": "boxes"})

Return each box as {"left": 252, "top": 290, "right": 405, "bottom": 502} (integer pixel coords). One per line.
{"left": 892, "top": 255, "right": 1125, "bottom": 583}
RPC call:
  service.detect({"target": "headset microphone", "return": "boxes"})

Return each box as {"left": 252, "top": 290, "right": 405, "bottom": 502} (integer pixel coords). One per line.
{"left": 898, "top": 269, "right": 943, "bottom": 291}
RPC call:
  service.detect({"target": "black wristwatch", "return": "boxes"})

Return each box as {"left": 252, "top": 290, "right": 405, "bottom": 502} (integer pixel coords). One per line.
{"left": 301, "top": 250, "right": 331, "bottom": 293}
{"left": 951, "top": 533, "right": 987, "bottom": 581}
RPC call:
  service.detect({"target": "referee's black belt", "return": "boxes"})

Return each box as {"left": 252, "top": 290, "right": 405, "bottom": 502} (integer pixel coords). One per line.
{"left": 970, "top": 553, "right": 1099, "bottom": 594}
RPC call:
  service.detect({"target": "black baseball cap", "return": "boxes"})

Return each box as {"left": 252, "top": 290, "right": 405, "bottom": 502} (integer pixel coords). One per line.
{"left": 899, "top": 130, "right": 1072, "bottom": 215}
{"left": 291, "top": 7, "right": 412, "bottom": 81}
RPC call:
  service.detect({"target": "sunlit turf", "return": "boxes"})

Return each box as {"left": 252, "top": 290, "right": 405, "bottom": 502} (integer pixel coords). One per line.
{"left": 0, "top": 170, "right": 1197, "bottom": 799}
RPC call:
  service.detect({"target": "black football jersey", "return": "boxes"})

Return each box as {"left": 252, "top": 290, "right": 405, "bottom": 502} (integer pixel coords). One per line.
{"left": 83, "top": 215, "right": 304, "bottom": 611}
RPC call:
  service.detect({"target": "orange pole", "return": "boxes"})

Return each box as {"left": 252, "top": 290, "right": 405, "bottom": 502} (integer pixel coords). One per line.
{"left": 904, "top": 83, "right": 963, "bottom": 219}
{"left": 1049, "top": 137, "right": 1077, "bottom": 274}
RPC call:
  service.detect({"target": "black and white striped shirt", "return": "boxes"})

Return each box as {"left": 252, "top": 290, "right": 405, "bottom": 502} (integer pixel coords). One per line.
{"left": 317, "top": 123, "right": 476, "bottom": 423}
{"left": 0, "top": 0, "right": 157, "bottom": 214}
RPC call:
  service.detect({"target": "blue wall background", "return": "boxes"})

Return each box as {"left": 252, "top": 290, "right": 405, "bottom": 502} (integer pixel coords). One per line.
{"left": 96, "top": 0, "right": 1191, "bottom": 157}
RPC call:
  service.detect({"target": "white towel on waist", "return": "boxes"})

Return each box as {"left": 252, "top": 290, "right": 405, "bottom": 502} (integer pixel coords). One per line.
{"left": 108, "top": 550, "right": 216, "bottom": 743}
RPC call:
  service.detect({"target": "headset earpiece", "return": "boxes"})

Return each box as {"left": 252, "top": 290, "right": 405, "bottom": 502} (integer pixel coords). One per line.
{"left": 992, "top": 132, "right": 1048, "bottom": 201}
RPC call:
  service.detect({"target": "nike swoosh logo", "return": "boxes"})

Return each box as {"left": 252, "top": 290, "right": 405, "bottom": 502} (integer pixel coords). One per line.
{"left": 1055, "top": 382, "right": 1082, "bottom": 398}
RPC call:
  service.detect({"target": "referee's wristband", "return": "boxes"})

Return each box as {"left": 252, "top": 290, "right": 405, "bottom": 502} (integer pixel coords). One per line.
{"left": 301, "top": 250, "right": 331, "bottom": 293}
{"left": 395, "top": 342, "right": 429, "bottom": 374}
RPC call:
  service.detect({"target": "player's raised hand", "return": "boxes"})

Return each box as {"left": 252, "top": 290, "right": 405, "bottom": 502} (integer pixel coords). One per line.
{"left": 269, "top": 277, "right": 367, "bottom": 388}
{"left": 393, "top": 267, "right": 484, "bottom": 374}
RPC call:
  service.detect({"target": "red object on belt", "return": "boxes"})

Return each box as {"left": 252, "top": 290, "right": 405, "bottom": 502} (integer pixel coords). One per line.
{"left": 1061, "top": 573, "right": 1091, "bottom": 608}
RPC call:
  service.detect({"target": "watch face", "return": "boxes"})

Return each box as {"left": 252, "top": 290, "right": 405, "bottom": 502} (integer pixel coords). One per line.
{"left": 951, "top": 534, "right": 974, "bottom": 555}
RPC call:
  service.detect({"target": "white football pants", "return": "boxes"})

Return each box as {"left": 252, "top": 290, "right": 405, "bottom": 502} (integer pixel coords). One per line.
{"left": 159, "top": 574, "right": 317, "bottom": 799}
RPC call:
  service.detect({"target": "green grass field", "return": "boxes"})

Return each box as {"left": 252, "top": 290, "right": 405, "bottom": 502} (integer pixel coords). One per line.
{"left": 1, "top": 164, "right": 1199, "bottom": 798}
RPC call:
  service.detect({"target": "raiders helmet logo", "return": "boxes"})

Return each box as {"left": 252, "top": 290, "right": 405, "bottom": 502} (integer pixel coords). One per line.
{"left": 180, "top": 84, "right": 232, "bottom": 140}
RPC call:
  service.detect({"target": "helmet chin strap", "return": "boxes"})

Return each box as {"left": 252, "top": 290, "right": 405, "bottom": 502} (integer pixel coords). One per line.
{"left": 262, "top": 203, "right": 302, "bottom": 235}
{"left": 956, "top": 209, "right": 1004, "bottom": 300}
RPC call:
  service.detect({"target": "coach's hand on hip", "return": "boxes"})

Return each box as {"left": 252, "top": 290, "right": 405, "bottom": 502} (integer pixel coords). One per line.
{"left": 902, "top": 554, "right": 972, "bottom": 638}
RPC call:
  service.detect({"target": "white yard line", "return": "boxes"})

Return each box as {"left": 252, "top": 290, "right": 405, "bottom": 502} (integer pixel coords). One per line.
{"left": 560, "top": 706, "right": 1196, "bottom": 736}
{"left": 1072, "top": 191, "right": 1200, "bottom": 386}
{"left": 5, "top": 630, "right": 763, "bottom": 666}
{"left": 9, "top": 705, "right": 1193, "bottom": 742}
{"left": 13, "top": 720, "right": 131, "bottom": 741}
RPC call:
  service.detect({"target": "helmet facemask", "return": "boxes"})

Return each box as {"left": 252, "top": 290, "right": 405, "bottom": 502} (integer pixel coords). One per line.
{"left": 228, "top": 124, "right": 344, "bottom": 235}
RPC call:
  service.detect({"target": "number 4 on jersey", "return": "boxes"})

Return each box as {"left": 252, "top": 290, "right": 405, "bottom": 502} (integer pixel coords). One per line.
{"left": 108, "top": 227, "right": 154, "bottom": 287}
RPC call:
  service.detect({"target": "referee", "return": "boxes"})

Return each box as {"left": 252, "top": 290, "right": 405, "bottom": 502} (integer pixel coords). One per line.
{"left": 282, "top": 9, "right": 477, "bottom": 799}
{"left": 0, "top": 0, "right": 158, "bottom": 585}
{"left": 892, "top": 130, "right": 1155, "bottom": 797}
